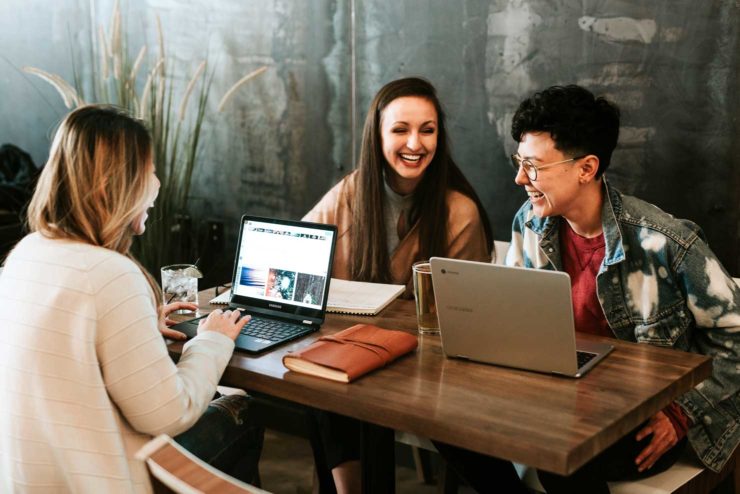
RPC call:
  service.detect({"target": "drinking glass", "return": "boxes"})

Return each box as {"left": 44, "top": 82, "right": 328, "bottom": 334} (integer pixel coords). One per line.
{"left": 161, "top": 264, "right": 200, "bottom": 311}
{"left": 412, "top": 261, "right": 439, "bottom": 335}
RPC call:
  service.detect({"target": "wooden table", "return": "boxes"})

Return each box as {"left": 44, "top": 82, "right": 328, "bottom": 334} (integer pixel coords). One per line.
{"left": 169, "top": 288, "right": 712, "bottom": 492}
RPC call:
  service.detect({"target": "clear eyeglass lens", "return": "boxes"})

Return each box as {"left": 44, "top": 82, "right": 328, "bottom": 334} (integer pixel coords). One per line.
{"left": 511, "top": 156, "right": 539, "bottom": 180}
{"left": 524, "top": 162, "right": 537, "bottom": 180}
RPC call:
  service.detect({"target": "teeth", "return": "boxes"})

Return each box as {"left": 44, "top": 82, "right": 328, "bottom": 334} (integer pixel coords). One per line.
{"left": 400, "top": 154, "right": 421, "bottom": 162}
{"left": 528, "top": 191, "right": 544, "bottom": 199}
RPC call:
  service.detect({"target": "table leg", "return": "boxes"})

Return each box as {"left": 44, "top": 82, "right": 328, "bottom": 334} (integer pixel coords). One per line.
{"left": 361, "top": 422, "right": 395, "bottom": 494}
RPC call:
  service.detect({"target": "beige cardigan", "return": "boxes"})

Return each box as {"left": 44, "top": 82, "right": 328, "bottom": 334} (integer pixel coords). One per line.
{"left": 0, "top": 233, "right": 234, "bottom": 493}
{"left": 304, "top": 172, "right": 491, "bottom": 295}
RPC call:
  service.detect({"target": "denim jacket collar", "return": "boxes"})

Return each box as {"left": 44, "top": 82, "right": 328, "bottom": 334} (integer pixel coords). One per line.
{"left": 524, "top": 178, "right": 626, "bottom": 270}
{"left": 600, "top": 179, "right": 626, "bottom": 267}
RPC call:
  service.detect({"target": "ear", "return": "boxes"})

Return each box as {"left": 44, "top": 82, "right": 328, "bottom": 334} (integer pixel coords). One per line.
{"left": 578, "top": 155, "right": 600, "bottom": 183}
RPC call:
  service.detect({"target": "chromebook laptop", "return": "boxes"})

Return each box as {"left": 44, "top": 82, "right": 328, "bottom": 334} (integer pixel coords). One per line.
{"left": 172, "top": 215, "right": 337, "bottom": 353}
{"left": 429, "top": 258, "right": 613, "bottom": 378}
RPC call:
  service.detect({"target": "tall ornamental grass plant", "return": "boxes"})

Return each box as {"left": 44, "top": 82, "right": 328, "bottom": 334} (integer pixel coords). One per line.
{"left": 24, "top": 1, "right": 266, "bottom": 272}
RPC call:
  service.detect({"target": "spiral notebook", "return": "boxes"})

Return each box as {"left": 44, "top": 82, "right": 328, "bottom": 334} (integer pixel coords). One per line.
{"left": 210, "top": 278, "right": 404, "bottom": 316}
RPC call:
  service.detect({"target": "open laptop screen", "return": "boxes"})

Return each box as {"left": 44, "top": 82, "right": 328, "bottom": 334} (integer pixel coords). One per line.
{"left": 230, "top": 216, "right": 336, "bottom": 319}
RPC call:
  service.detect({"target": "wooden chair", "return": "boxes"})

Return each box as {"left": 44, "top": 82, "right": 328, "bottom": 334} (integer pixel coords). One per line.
{"left": 609, "top": 448, "right": 740, "bottom": 494}
{"left": 135, "top": 434, "right": 269, "bottom": 494}
{"left": 492, "top": 240, "right": 510, "bottom": 265}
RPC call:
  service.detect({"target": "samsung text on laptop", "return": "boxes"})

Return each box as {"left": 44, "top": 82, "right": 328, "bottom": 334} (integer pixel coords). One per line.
{"left": 429, "top": 258, "right": 613, "bottom": 378}
{"left": 172, "top": 215, "right": 337, "bottom": 353}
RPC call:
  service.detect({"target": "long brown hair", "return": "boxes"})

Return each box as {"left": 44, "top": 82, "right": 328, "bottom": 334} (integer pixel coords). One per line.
{"left": 27, "top": 105, "right": 162, "bottom": 302}
{"left": 350, "top": 77, "right": 493, "bottom": 282}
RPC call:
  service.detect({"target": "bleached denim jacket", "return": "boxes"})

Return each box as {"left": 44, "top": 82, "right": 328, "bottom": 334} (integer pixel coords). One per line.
{"left": 506, "top": 179, "right": 740, "bottom": 472}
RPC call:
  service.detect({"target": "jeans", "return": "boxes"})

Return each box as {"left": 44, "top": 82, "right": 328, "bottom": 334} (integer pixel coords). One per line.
{"left": 174, "top": 394, "right": 264, "bottom": 485}
{"left": 311, "top": 409, "right": 362, "bottom": 470}
{"left": 433, "top": 441, "right": 530, "bottom": 494}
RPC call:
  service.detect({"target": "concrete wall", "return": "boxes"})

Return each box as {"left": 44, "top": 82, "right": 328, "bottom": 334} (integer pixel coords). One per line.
{"left": 1, "top": 0, "right": 738, "bottom": 274}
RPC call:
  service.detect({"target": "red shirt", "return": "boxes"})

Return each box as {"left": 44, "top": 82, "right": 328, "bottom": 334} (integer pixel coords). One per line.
{"left": 559, "top": 220, "right": 690, "bottom": 438}
{"left": 559, "top": 221, "right": 612, "bottom": 337}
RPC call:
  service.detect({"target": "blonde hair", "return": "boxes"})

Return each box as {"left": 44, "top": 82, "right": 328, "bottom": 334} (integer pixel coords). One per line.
{"left": 28, "top": 105, "right": 161, "bottom": 303}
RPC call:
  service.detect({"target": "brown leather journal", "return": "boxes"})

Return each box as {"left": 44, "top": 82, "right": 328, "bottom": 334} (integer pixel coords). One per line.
{"left": 282, "top": 324, "right": 418, "bottom": 383}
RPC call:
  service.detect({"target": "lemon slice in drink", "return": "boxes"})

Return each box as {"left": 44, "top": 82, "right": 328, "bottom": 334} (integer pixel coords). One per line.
{"left": 183, "top": 266, "right": 204, "bottom": 278}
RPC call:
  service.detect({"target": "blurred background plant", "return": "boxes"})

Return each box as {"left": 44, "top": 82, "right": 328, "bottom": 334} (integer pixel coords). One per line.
{"left": 23, "top": 0, "right": 266, "bottom": 273}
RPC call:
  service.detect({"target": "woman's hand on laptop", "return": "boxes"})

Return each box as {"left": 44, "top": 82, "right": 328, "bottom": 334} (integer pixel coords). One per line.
{"left": 159, "top": 301, "right": 199, "bottom": 340}
{"left": 198, "top": 309, "right": 251, "bottom": 341}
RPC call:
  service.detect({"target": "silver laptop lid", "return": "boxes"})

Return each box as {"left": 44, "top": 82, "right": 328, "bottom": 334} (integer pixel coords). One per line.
{"left": 430, "top": 257, "right": 604, "bottom": 377}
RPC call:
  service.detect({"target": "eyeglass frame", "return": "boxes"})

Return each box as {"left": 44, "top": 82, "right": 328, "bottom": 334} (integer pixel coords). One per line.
{"left": 510, "top": 153, "right": 588, "bottom": 181}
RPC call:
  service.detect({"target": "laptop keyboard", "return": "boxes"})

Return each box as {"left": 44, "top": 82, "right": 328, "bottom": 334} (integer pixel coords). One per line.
{"left": 577, "top": 350, "right": 597, "bottom": 369}
{"left": 240, "top": 316, "right": 308, "bottom": 342}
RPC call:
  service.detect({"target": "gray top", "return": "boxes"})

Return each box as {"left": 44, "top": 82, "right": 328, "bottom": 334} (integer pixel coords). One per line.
{"left": 383, "top": 179, "right": 414, "bottom": 255}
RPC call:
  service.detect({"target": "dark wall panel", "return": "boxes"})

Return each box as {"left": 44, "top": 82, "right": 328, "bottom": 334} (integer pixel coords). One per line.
{"left": 355, "top": 0, "right": 739, "bottom": 274}
{"left": 1, "top": 0, "right": 737, "bottom": 274}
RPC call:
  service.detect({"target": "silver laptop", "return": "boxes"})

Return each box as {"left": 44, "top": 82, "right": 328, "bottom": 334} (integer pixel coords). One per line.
{"left": 429, "top": 258, "right": 613, "bottom": 378}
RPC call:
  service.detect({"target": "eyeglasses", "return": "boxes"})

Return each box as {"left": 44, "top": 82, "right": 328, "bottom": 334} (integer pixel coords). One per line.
{"left": 510, "top": 154, "right": 586, "bottom": 181}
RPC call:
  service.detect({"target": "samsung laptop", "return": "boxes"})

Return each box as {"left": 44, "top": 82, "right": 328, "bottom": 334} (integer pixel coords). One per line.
{"left": 172, "top": 215, "right": 337, "bottom": 353}
{"left": 429, "top": 258, "right": 613, "bottom": 378}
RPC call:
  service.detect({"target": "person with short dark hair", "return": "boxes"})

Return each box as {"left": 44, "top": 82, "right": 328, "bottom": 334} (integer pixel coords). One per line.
{"left": 436, "top": 85, "right": 740, "bottom": 493}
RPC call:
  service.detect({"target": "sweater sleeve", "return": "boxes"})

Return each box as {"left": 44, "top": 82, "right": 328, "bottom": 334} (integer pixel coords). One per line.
{"left": 93, "top": 255, "right": 235, "bottom": 437}
{"left": 303, "top": 176, "right": 351, "bottom": 224}
{"left": 663, "top": 402, "right": 690, "bottom": 441}
{"left": 303, "top": 197, "right": 333, "bottom": 223}
{"left": 445, "top": 192, "right": 491, "bottom": 263}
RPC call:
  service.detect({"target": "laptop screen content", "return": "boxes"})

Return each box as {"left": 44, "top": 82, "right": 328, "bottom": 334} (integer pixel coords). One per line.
{"left": 232, "top": 219, "right": 334, "bottom": 312}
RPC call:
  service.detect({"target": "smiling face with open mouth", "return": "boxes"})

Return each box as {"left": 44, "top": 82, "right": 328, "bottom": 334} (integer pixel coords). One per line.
{"left": 380, "top": 96, "right": 438, "bottom": 195}
{"left": 514, "top": 131, "right": 583, "bottom": 219}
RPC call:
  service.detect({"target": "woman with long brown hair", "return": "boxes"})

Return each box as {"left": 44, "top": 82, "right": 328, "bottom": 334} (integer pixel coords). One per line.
{"left": 0, "top": 105, "right": 262, "bottom": 492}
{"left": 305, "top": 76, "right": 492, "bottom": 295}
{"left": 303, "top": 77, "right": 493, "bottom": 492}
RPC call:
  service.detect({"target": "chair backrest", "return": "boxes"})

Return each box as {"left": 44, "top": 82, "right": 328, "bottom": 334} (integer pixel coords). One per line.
{"left": 493, "top": 240, "right": 511, "bottom": 265}
{"left": 136, "top": 435, "right": 268, "bottom": 494}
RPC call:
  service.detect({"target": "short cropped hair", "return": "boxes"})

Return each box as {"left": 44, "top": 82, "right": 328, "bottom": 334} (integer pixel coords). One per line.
{"left": 511, "top": 85, "right": 620, "bottom": 177}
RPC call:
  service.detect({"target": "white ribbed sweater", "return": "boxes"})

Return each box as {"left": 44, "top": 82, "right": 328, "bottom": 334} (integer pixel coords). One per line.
{"left": 0, "top": 233, "right": 235, "bottom": 493}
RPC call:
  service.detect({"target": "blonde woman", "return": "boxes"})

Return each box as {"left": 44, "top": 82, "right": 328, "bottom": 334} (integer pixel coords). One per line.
{"left": 0, "top": 106, "right": 262, "bottom": 492}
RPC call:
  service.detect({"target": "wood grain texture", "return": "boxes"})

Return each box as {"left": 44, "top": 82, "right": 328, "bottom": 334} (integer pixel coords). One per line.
{"left": 169, "top": 288, "right": 712, "bottom": 475}
{"left": 146, "top": 436, "right": 263, "bottom": 493}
